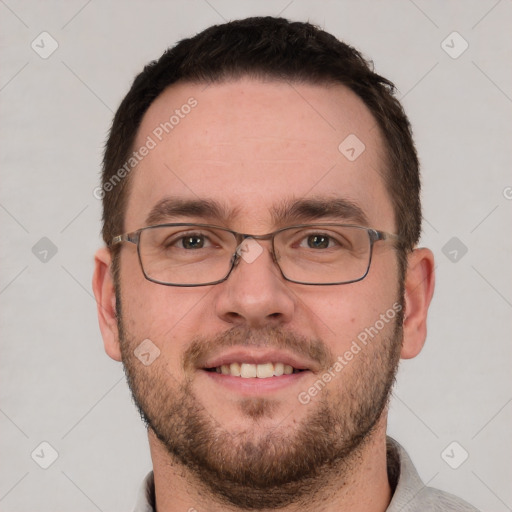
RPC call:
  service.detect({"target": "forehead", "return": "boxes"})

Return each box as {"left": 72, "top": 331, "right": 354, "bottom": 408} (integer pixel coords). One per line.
{"left": 125, "top": 78, "right": 394, "bottom": 232}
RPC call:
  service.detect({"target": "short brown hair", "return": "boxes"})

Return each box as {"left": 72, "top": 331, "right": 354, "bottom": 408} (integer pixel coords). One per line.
{"left": 102, "top": 17, "right": 420, "bottom": 266}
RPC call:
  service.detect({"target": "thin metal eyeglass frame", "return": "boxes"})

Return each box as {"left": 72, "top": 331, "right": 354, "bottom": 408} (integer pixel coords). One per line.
{"left": 110, "top": 223, "right": 401, "bottom": 287}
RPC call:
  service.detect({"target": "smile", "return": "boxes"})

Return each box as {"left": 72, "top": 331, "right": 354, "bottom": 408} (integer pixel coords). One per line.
{"left": 206, "top": 362, "right": 305, "bottom": 378}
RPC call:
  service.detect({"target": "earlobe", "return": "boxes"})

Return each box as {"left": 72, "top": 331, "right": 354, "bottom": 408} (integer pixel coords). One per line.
{"left": 401, "top": 248, "right": 435, "bottom": 359}
{"left": 92, "top": 247, "right": 122, "bottom": 362}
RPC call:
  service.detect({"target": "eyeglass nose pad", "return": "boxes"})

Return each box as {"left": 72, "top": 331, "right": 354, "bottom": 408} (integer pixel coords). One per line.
{"left": 231, "top": 243, "right": 244, "bottom": 267}
{"left": 232, "top": 237, "right": 253, "bottom": 266}
{"left": 271, "top": 246, "right": 280, "bottom": 263}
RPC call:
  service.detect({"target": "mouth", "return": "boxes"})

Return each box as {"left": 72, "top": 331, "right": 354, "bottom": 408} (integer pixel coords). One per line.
{"left": 197, "top": 348, "right": 315, "bottom": 395}
{"left": 204, "top": 362, "right": 306, "bottom": 378}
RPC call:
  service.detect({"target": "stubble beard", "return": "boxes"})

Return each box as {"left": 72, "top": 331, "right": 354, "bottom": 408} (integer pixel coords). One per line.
{"left": 118, "top": 300, "right": 403, "bottom": 509}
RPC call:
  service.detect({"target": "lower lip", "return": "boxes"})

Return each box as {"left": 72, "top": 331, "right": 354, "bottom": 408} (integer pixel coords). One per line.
{"left": 202, "top": 370, "right": 310, "bottom": 396}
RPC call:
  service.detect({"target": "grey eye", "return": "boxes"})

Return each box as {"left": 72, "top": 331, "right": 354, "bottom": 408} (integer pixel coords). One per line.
{"left": 306, "top": 234, "right": 331, "bottom": 249}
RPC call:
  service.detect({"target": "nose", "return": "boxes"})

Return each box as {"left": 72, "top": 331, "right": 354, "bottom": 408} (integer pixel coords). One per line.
{"left": 214, "top": 238, "right": 296, "bottom": 328}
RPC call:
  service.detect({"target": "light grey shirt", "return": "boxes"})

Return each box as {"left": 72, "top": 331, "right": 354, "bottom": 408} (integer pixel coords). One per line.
{"left": 132, "top": 437, "right": 479, "bottom": 511}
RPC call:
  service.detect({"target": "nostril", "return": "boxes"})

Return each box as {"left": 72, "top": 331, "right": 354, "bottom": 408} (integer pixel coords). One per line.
{"left": 224, "top": 311, "right": 245, "bottom": 323}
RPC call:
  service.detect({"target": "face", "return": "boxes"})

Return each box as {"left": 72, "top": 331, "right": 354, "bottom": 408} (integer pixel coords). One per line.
{"left": 115, "top": 79, "right": 404, "bottom": 507}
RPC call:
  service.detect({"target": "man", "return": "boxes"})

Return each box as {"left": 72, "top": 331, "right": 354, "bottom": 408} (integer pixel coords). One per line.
{"left": 92, "top": 17, "right": 478, "bottom": 511}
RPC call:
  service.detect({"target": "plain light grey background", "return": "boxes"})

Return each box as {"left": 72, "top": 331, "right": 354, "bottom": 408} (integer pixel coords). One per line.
{"left": 1, "top": 1, "right": 511, "bottom": 511}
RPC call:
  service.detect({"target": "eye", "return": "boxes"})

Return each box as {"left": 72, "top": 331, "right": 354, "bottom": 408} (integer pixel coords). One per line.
{"left": 171, "top": 231, "right": 220, "bottom": 250}
{"left": 159, "top": 230, "right": 215, "bottom": 250}
{"left": 300, "top": 233, "right": 337, "bottom": 249}
{"left": 179, "top": 234, "right": 207, "bottom": 249}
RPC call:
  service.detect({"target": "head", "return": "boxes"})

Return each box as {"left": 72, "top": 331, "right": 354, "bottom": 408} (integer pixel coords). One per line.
{"left": 93, "top": 17, "right": 434, "bottom": 509}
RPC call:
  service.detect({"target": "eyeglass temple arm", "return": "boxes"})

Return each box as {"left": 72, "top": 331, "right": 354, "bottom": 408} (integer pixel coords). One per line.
{"left": 110, "top": 233, "right": 138, "bottom": 247}
{"left": 371, "top": 230, "right": 402, "bottom": 249}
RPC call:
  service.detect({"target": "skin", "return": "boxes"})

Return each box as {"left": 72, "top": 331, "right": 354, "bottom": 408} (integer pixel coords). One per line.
{"left": 93, "top": 78, "right": 435, "bottom": 511}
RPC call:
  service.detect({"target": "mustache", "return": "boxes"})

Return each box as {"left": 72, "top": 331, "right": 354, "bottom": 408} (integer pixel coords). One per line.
{"left": 182, "top": 326, "right": 334, "bottom": 372}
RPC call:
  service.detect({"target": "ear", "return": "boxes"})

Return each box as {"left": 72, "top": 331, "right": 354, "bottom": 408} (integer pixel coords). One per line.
{"left": 92, "top": 247, "right": 122, "bottom": 361}
{"left": 401, "top": 248, "right": 435, "bottom": 359}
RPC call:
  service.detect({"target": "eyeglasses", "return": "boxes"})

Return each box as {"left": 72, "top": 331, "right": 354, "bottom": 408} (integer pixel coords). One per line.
{"left": 110, "top": 223, "right": 400, "bottom": 287}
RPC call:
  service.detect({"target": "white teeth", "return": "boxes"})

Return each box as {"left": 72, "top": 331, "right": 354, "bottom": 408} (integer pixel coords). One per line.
{"left": 241, "top": 363, "right": 257, "bottom": 378}
{"left": 229, "top": 362, "right": 241, "bottom": 377}
{"left": 212, "top": 362, "right": 302, "bottom": 378}
{"left": 273, "top": 362, "right": 284, "bottom": 376}
{"left": 256, "top": 362, "right": 274, "bottom": 378}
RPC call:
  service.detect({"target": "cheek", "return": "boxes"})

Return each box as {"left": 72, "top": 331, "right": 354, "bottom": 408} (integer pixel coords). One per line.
{"left": 297, "top": 263, "right": 400, "bottom": 355}
{"left": 120, "top": 250, "right": 183, "bottom": 326}
{"left": 119, "top": 259, "right": 220, "bottom": 371}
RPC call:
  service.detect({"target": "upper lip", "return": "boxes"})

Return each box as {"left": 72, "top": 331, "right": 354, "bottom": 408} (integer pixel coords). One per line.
{"left": 201, "top": 348, "right": 318, "bottom": 372}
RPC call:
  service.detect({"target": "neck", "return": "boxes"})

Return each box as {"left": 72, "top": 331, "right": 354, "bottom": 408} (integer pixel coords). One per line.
{"left": 148, "top": 416, "right": 392, "bottom": 512}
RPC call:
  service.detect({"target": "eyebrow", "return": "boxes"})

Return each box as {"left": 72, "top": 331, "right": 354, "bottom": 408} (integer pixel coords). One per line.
{"left": 145, "top": 196, "right": 369, "bottom": 228}
{"left": 145, "top": 197, "right": 239, "bottom": 226}
{"left": 270, "top": 197, "right": 369, "bottom": 227}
